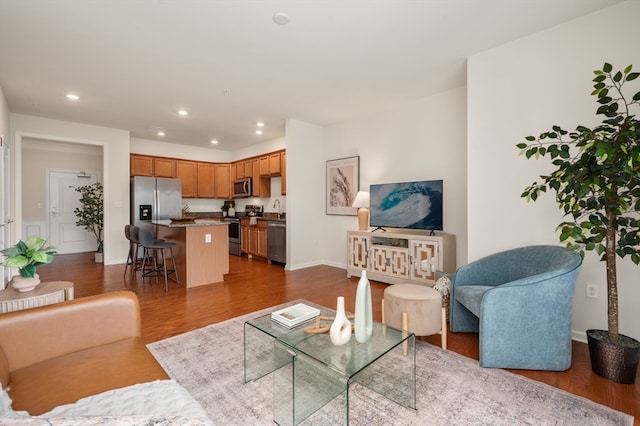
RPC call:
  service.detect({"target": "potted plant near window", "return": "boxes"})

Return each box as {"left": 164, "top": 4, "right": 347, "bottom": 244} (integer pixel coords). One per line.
{"left": 517, "top": 63, "right": 640, "bottom": 384}
{"left": 1, "top": 236, "right": 56, "bottom": 292}
{"left": 74, "top": 182, "right": 104, "bottom": 263}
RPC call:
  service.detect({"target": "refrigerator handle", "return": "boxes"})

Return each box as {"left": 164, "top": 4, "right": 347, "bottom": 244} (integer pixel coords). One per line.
{"left": 154, "top": 189, "right": 159, "bottom": 220}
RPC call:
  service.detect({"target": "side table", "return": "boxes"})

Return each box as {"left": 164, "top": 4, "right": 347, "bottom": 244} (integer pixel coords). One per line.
{"left": 0, "top": 281, "right": 74, "bottom": 313}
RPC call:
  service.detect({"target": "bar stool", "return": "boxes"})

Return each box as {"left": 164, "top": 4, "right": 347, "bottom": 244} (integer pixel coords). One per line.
{"left": 123, "top": 225, "right": 139, "bottom": 278}
{"left": 138, "top": 228, "right": 179, "bottom": 291}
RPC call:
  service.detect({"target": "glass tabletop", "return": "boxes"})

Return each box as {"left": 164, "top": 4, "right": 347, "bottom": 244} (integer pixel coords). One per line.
{"left": 245, "top": 301, "right": 412, "bottom": 378}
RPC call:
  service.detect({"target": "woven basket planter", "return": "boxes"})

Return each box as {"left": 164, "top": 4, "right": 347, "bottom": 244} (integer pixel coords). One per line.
{"left": 587, "top": 329, "right": 640, "bottom": 384}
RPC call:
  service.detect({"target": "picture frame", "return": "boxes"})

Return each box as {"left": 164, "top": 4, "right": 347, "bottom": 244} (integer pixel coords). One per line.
{"left": 326, "top": 156, "right": 359, "bottom": 215}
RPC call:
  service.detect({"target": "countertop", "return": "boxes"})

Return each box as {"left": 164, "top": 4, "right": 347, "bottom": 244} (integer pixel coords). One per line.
{"left": 152, "top": 219, "right": 229, "bottom": 228}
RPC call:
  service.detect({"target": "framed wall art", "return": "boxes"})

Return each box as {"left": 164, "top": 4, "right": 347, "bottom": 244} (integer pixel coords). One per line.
{"left": 326, "top": 156, "right": 359, "bottom": 215}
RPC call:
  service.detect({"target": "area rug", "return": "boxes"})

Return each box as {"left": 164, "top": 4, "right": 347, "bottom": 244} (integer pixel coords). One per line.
{"left": 148, "top": 302, "right": 634, "bottom": 426}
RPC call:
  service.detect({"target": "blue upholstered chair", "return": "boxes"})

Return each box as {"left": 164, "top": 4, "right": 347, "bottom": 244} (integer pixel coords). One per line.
{"left": 450, "top": 245, "right": 582, "bottom": 371}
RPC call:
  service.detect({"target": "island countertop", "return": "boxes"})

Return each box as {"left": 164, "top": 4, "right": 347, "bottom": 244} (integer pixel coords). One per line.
{"left": 152, "top": 219, "right": 228, "bottom": 228}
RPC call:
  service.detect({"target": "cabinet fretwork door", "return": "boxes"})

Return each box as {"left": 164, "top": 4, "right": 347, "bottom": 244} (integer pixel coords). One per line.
{"left": 410, "top": 240, "right": 440, "bottom": 283}
{"left": 389, "top": 248, "right": 410, "bottom": 279}
{"left": 348, "top": 235, "right": 369, "bottom": 270}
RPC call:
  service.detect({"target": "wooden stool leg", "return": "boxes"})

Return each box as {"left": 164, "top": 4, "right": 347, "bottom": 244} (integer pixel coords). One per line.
{"left": 402, "top": 312, "right": 408, "bottom": 356}
{"left": 440, "top": 307, "right": 447, "bottom": 350}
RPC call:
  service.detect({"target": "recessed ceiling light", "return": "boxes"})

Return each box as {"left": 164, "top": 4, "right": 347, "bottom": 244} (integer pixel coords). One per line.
{"left": 178, "top": 110, "right": 188, "bottom": 116}
{"left": 157, "top": 131, "right": 165, "bottom": 136}
{"left": 272, "top": 12, "right": 290, "bottom": 25}
{"left": 256, "top": 130, "right": 263, "bottom": 135}
{"left": 256, "top": 122, "right": 265, "bottom": 127}
{"left": 66, "top": 93, "right": 79, "bottom": 100}
{"left": 210, "top": 139, "right": 218, "bottom": 145}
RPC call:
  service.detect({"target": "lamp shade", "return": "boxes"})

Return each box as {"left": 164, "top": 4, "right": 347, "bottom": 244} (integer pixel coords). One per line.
{"left": 352, "top": 191, "right": 370, "bottom": 208}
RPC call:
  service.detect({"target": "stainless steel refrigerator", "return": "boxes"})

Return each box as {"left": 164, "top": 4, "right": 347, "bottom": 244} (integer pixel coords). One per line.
{"left": 130, "top": 176, "right": 182, "bottom": 230}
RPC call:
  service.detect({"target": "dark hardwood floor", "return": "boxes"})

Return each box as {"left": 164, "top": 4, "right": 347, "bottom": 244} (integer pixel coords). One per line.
{"left": 36, "top": 253, "right": 639, "bottom": 423}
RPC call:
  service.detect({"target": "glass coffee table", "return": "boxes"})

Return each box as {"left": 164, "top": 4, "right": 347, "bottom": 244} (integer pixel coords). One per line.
{"left": 244, "top": 301, "right": 416, "bottom": 425}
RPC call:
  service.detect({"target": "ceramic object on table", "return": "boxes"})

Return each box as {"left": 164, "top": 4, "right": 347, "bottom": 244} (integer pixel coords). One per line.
{"left": 330, "top": 296, "right": 352, "bottom": 346}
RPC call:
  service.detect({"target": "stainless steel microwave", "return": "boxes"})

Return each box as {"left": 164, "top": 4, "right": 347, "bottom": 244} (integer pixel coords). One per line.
{"left": 233, "top": 177, "right": 252, "bottom": 198}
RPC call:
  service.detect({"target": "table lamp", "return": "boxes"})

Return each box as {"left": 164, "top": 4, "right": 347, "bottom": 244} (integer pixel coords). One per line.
{"left": 352, "top": 191, "right": 370, "bottom": 231}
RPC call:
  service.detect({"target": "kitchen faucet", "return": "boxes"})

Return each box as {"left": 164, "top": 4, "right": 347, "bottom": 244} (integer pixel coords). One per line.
{"left": 273, "top": 199, "right": 281, "bottom": 219}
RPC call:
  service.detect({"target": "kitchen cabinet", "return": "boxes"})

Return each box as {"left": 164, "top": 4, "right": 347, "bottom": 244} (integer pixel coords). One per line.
{"left": 176, "top": 160, "right": 197, "bottom": 198}
{"left": 154, "top": 158, "right": 176, "bottom": 178}
{"left": 234, "top": 159, "right": 252, "bottom": 180}
{"left": 281, "top": 151, "right": 286, "bottom": 195}
{"left": 240, "top": 219, "right": 267, "bottom": 259}
{"left": 196, "top": 162, "right": 215, "bottom": 198}
{"left": 259, "top": 151, "right": 283, "bottom": 177}
{"left": 347, "top": 230, "right": 456, "bottom": 285}
{"left": 130, "top": 149, "right": 285, "bottom": 198}
{"left": 215, "top": 163, "right": 231, "bottom": 198}
{"left": 252, "top": 158, "right": 271, "bottom": 198}
{"left": 130, "top": 155, "right": 154, "bottom": 177}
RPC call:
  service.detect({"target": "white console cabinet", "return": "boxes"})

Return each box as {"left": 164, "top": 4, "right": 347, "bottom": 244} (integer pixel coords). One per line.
{"left": 347, "top": 230, "right": 456, "bottom": 285}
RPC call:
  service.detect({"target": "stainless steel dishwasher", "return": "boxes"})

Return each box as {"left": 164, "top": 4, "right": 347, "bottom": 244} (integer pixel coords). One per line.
{"left": 267, "top": 221, "right": 286, "bottom": 264}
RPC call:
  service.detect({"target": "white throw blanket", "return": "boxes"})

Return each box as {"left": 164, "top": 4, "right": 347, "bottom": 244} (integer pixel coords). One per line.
{"left": 1, "top": 380, "right": 212, "bottom": 425}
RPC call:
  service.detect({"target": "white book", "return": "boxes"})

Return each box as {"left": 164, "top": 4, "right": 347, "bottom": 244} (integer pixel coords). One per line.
{"left": 271, "top": 303, "right": 321, "bottom": 328}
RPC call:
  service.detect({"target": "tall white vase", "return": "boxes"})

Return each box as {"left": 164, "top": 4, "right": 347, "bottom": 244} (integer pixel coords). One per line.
{"left": 354, "top": 270, "right": 373, "bottom": 343}
{"left": 330, "top": 296, "right": 352, "bottom": 346}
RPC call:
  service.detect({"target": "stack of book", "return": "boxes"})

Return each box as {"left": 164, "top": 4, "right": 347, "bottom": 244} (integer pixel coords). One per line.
{"left": 271, "top": 303, "right": 321, "bottom": 328}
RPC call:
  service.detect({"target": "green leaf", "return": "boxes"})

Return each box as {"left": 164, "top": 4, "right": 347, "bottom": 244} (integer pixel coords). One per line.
{"left": 627, "top": 72, "right": 639, "bottom": 81}
{"left": 614, "top": 71, "right": 623, "bottom": 82}
{"left": 624, "top": 64, "right": 633, "bottom": 74}
{"left": 525, "top": 136, "right": 536, "bottom": 142}
{"left": 603, "top": 63, "right": 612, "bottom": 73}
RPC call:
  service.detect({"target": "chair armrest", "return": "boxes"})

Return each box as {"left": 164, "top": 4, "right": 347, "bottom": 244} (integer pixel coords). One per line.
{"left": 0, "top": 291, "right": 141, "bottom": 372}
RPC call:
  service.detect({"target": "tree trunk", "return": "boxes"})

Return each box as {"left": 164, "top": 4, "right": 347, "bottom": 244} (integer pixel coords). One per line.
{"left": 605, "top": 209, "right": 618, "bottom": 339}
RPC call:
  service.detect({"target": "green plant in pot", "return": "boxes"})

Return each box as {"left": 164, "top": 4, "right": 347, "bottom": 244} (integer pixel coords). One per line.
{"left": 74, "top": 181, "right": 104, "bottom": 263}
{"left": 1, "top": 235, "right": 56, "bottom": 292}
{"left": 517, "top": 63, "right": 640, "bottom": 384}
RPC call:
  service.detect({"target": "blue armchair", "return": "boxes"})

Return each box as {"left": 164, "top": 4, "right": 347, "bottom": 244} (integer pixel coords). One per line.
{"left": 450, "top": 245, "right": 582, "bottom": 371}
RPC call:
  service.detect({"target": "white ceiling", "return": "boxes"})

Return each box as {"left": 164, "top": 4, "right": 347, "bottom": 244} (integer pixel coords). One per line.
{"left": 0, "top": 0, "right": 621, "bottom": 150}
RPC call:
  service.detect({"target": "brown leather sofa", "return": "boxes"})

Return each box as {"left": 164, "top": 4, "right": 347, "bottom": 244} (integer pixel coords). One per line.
{"left": 0, "top": 291, "right": 169, "bottom": 415}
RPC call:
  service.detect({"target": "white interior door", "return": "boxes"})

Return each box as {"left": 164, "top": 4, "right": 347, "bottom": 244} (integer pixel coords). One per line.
{"left": 48, "top": 170, "right": 99, "bottom": 254}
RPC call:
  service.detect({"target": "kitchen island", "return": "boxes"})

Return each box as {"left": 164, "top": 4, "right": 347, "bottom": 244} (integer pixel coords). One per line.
{"left": 153, "top": 219, "right": 228, "bottom": 288}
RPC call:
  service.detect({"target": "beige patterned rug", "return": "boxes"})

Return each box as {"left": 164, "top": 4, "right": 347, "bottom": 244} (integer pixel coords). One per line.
{"left": 148, "top": 302, "right": 633, "bottom": 425}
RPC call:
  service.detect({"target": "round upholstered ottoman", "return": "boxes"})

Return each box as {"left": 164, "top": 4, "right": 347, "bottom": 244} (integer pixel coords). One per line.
{"left": 383, "top": 284, "right": 446, "bottom": 349}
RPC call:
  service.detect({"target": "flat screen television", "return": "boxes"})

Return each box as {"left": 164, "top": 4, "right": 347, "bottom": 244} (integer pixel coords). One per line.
{"left": 369, "top": 179, "right": 443, "bottom": 232}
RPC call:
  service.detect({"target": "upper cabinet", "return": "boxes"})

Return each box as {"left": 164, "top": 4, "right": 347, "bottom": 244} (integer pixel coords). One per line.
{"left": 215, "top": 163, "right": 231, "bottom": 199}
{"left": 176, "top": 160, "right": 197, "bottom": 198}
{"left": 130, "top": 154, "right": 154, "bottom": 177}
{"left": 281, "top": 151, "right": 286, "bottom": 195}
{"left": 259, "top": 150, "right": 283, "bottom": 177}
{"left": 196, "top": 162, "right": 215, "bottom": 198}
{"left": 130, "top": 149, "right": 284, "bottom": 199}
{"left": 154, "top": 157, "right": 176, "bottom": 178}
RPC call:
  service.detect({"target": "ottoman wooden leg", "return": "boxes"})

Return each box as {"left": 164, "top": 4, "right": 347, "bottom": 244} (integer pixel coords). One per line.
{"left": 440, "top": 307, "right": 447, "bottom": 350}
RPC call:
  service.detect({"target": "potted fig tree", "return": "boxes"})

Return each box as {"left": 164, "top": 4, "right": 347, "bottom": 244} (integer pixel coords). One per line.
{"left": 74, "top": 181, "right": 104, "bottom": 263}
{"left": 517, "top": 63, "right": 640, "bottom": 384}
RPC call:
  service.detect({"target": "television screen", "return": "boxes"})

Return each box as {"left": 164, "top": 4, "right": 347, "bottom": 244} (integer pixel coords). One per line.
{"left": 369, "top": 179, "right": 443, "bottom": 231}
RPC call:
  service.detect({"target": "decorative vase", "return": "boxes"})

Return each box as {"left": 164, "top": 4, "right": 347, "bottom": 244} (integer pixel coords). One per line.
{"left": 94, "top": 252, "right": 104, "bottom": 264}
{"left": 11, "top": 274, "right": 41, "bottom": 292}
{"left": 228, "top": 207, "right": 235, "bottom": 217}
{"left": 354, "top": 270, "right": 373, "bottom": 343}
{"left": 330, "top": 296, "right": 352, "bottom": 346}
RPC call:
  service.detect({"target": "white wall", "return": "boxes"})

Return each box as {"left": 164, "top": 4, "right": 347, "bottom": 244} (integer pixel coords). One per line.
{"left": 285, "top": 119, "right": 325, "bottom": 269}
{"left": 320, "top": 87, "right": 468, "bottom": 269}
{"left": 467, "top": 0, "right": 640, "bottom": 341}
{"left": 9, "top": 114, "right": 130, "bottom": 266}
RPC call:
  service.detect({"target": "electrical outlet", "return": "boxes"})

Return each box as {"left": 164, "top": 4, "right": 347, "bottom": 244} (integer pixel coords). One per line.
{"left": 586, "top": 283, "right": 598, "bottom": 299}
{"left": 205, "top": 233, "right": 211, "bottom": 243}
